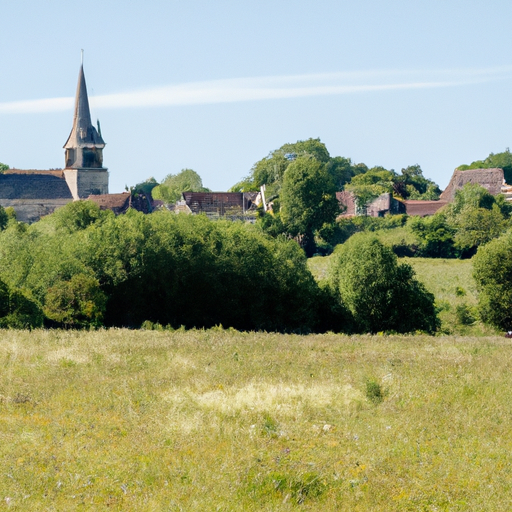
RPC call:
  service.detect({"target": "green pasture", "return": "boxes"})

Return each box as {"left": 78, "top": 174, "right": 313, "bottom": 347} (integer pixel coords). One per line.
{"left": 1, "top": 329, "right": 511, "bottom": 510}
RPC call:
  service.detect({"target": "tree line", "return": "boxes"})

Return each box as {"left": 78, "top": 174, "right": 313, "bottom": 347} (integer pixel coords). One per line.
{"left": 228, "top": 138, "right": 441, "bottom": 256}
{"left": 0, "top": 201, "right": 438, "bottom": 334}
{"left": 1, "top": 144, "right": 512, "bottom": 334}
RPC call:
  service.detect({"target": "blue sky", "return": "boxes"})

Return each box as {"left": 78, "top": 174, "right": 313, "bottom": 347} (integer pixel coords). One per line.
{"left": 1, "top": 0, "right": 511, "bottom": 193}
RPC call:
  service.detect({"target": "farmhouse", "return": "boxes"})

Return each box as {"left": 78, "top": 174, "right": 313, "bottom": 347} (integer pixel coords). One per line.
{"left": 338, "top": 168, "right": 509, "bottom": 218}
{"left": 176, "top": 191, "right": 260, "bottom": 219}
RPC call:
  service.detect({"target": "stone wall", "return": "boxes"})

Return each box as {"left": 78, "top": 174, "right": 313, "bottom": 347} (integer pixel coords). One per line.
{"left": 64, "top": 168, "right": 109, "bottom": 199}
{"left": 0, "top": 198, "right": 72, "bottom": 223}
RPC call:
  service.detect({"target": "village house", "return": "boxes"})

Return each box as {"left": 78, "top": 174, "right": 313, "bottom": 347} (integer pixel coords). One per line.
{"left": 337, "top": 167, "right": 511, "bottom": 218}
{"left": 175, "top": 191, "right": 260, "bottom": 220}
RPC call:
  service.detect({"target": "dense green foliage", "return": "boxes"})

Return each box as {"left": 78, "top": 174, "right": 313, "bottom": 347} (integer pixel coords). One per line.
{"left": 152, "top": 168, "right": 209, "bottom": 204}
{"left": 409, "top": 213, "right": 456, "bottom": 258}
{"left": 0, "top": 203, "right": 340, "bottom": 331}
{"left": 280, "top": 156, "right": 340, "bottom": 256}
{"left": 232, "top": 139, "right": 440, "bottom": 203}
{"left": 0, "top": 162, "right": 8, "bottom": 172}
{"left": 0, "top": 205, "right": 8, "bottom": 231}
{"left": 473, "top": 231, "right": 512, "bottom": 330}
{"left": 0, "top": 199, "right": 449, "bottom": 334}
{"left": 229, "top": 138, "right": 441, "bottom": 254}
{"left": 346, "top": 165, "right": 441, "bottom": 210}
{"left": 230, "top": 138, "right": 372, "bottom": 199}
{"left": 328, "top": 234, "right": 439, "bottom": 333}
{"left": 410, "top": 183, "right": 511, "bottom": 258}
{"left": 0, "top": 277, "right": 42, "bottom": 328}
{"left": 131, "top": 177, "right": 158, "bottom": 197}
{"left": 345, "top": 167, "right": 396, "bottom": 209}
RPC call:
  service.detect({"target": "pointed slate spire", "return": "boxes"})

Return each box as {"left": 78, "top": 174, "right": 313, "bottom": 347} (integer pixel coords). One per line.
{"left": 64, "top": 63, "right": 105, "bottom": 168}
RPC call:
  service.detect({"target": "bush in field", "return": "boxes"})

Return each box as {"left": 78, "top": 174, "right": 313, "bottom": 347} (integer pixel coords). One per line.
{"left": 328, "top": 234, "right": 438, "bottom": 333}
{"left": 473, "top": 231, "right": 512, "bottom": 330}
{"left": 409, "top": 213, "right": 457, "bottom": 258}
{"left": 44, "top": 274, "right": 107, "bottom": 327}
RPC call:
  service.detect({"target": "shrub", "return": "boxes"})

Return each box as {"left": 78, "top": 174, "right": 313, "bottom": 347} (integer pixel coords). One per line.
{"left": 51, "top": 200, "right": 105, "bottom": 233}
{"left": 43, "top": 274, "right": 107, "bottom": 328}
{"left": 409, "top": 214, "right": 456, "bottom": 258}
{"left": 473, "top": 231, "right": 512, "bottom": 330}
{"left": 328, "top": 234, "right": 439, "bottom": 333}
{"left": 455, "top": 303, "right": 476, "bottom": 326}
{"left": 366, "top": 379, "right": 384, "bottom": 404}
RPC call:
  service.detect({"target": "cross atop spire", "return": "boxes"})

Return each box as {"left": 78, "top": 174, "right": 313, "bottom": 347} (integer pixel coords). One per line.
{"left": 64, "top": 62, "right": 105, "bottom": 169}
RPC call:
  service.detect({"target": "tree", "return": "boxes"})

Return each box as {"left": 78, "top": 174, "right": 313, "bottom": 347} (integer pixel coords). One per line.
{"left": 409, "top": 213, "right": 456, "bottom": 258}
{"left": 0, "top": 206, "right": 8, "bottom": 231}
{"left": 453, "top": 205, "right": 507, "bottom": 254}
{"left": 327, "top": 156, "right": 366, "bottom": 190}
{"left": 44, "top": 274, "right": 107, "bottom": 327}
{"left": 328, "top": 234, "right": 438, "bottom": 333}
{"left": 394, "top": 165, "right": 441, "bottom": 200}
{"left": 51, "top": 200, "right": 104, "bottom": 233}
{"left": 152, "top": 169, "right": 209, "bottom": 204}
{"left": 279, "top": 138, "right": 330, "bottom": 163}
{"left": 0, "top": 279, "right": 9, "bottom": 318}
{"left": 232, "top": 138, "right": 331, "bottom": 198}
{"left": 345, "top": 167, "right": 396, "bottom": 212}
{"left": 473, "top": 231, "right": 512, "bottom": 330}
{"left": 443, "top": 183, "right": 510, "bottom": 257}
{"left": 280, "top": 156, "right": 340, "bottom": 256}
{"left": 132, "top": 177, "right": 158, "bottom": 196}
{"left": 0, "top": 162, "right": 8, "bottom": 173}
{"left": 0, "top": 279, "right": 43, "bottom": 329}
{"left": 0, "top": 288, "right": 43, "bottom": 329}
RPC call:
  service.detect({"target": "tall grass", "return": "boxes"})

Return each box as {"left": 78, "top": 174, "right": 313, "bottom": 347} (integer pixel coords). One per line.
{"left": 0, "top": 329, "right": 511, "bottom": 510}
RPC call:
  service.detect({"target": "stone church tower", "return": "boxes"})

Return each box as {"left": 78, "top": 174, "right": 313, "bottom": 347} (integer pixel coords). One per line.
{"left": 63, "top": 64, "right": 109, "bottom": 199}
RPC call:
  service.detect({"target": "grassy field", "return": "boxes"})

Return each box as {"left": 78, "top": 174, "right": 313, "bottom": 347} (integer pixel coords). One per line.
{"left": 308, "top": 255, "right": 497, "bottom": 336}
{"left": 1, "top": 329, "right": 512, "bottom": 510}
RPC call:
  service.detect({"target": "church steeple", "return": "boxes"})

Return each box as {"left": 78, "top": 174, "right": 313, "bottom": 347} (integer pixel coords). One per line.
{"left": 64, "top": 63, "right": 105, "bottom": 169}
{"left": 63, "top": 58, "right": 109, "bottom": 200}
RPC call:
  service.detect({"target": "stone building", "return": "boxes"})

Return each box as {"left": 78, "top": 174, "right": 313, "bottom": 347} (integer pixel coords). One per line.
{"left": 338, "top": 168, "right": 510, "bottom": 218}
{"left": 0, "top": 64, "right": 109, "bottom": 223}
{"left": 176, "top": 191, "right": 260, "bottom": 219}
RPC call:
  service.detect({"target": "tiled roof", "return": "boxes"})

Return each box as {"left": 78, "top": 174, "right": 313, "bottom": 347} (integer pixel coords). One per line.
{"left": 440, "top": 168, "right": 504, "bottom": 202}
{"left": 5, "top": 169, "right": 64, "bottom": 177}
{"left": 401, "top": 200, "right": 448, "bottom": 217}
{"left": 182, "top": 192, "right": 257, "bottom": 214}
{"left": 0, "top": 172, "right": 72, "bottom": 200}
{"left": 88, "top": 193, "right": 130, "bottom": 212}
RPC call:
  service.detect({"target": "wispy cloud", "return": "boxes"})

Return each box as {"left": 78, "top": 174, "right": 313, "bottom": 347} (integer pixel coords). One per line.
{"left": 1, "top": 66, "right": 510, "bottom": 114}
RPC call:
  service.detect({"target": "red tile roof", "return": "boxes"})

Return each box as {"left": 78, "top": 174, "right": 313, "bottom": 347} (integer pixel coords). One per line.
{"left": 401, "top": 200, "right": 448, "bottom": 217}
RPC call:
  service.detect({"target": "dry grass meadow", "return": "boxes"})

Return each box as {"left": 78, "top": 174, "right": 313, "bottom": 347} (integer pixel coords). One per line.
{"left": 1, "top": 328, "right": 512, "bottom": 510}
